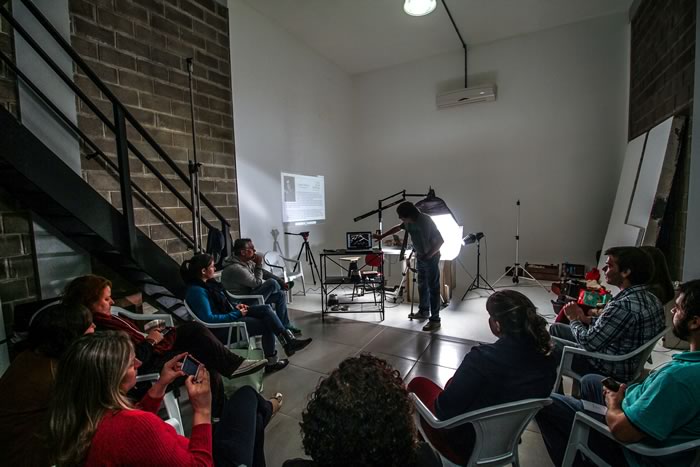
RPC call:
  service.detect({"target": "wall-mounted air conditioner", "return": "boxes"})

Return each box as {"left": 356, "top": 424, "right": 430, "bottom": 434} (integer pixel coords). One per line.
{"left": 436, "top": 84, "right": 497, "bottom": 108}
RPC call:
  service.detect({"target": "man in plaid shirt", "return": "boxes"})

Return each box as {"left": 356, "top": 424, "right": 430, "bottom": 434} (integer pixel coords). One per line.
{"left": 550, "top": 247, "right": 665, "bottom": 382}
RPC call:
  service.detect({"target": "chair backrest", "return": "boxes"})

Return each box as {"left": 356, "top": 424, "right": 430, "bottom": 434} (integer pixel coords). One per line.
{"left": 365, "top": 253, "right": 382, "bottom": 269}
{"left": 466, "top": 398, "right": 552, "bottom": 466}
{"left": 411, "top": 394, "right": 551, "bottom": 467}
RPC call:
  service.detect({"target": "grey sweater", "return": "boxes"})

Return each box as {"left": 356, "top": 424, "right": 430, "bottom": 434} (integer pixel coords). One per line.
{"left": 221, "top": 256, "right": 278, "bottom": 294}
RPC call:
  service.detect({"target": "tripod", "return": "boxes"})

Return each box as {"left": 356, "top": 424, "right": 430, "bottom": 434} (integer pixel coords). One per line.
{"left": 461, "top": 233, "right": 494, "bottom": 300}
{"left": 286, "top": 231, "right": 321, "bottom": 285}
{"left": 492, "top": 200, "right": 549, "bottom": 292}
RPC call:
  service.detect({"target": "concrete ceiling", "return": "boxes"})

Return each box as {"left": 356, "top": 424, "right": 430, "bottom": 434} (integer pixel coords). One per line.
{"left": 238, "top": 0, "right": 632, "bottom": 74}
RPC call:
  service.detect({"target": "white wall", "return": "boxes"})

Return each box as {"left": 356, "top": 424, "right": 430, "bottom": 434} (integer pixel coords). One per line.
{"left": 229, "top": 8, "right": 630, "bottom": 284}
{"left": 351, "top": 13, "right": 630, "bottom": 281}
{"left": 228, "top": 0, "right": 355, "bottom": 260}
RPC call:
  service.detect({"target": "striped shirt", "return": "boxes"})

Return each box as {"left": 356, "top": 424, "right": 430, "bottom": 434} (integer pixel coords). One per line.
{"left": 570, "top": 284, "right": 664, "bottom": 382}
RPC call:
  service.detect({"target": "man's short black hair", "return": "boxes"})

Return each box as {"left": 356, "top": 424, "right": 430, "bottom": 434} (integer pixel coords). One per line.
{"left": 396, "top": 201, "right": 420, "bottom": 220}
{"left": 233, "top": 238, "right": 252, "bottom": 256}
{"left": 679, "top": 280, "right": 700, "bottom": 317}
{"left": 604, "top": 246, "right": 654, "bottom": 286}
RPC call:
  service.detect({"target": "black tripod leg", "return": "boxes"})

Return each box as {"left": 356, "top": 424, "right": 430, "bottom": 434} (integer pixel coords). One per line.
{"left": 304, "top": 242, "right": 322, "bottom": 285}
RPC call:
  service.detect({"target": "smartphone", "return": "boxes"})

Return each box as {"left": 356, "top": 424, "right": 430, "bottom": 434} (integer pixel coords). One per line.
{"left": 601, "top": 377, "right": 620, "bottom": 392}
{"left": 160, "top": 327, "right": 173, "bottom": 336}
{"left": 181, "top": 355, "right": 201, "bottom": 379}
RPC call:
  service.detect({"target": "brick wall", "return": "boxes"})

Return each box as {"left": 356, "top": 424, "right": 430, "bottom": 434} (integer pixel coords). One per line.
{"left": 629, "top": 0, "right": 695, "bottom": 139}
{"left": 69, "top": 0, "right": 240, "bottom": 265}
{"left": 629, "top": 0, "right": 695, "bottom": 279}
{"left": 1, "top": 6, "right": 39, "bottom": 329}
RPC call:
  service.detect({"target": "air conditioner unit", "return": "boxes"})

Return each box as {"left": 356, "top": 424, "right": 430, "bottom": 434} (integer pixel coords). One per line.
{"left": 436, "top": 84, "right": 497, "bottom": 108}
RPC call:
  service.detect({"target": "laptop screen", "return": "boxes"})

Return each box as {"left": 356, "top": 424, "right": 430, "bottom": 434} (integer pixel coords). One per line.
{"left": 346, "top": 232, "right": 373, "bottom": 250}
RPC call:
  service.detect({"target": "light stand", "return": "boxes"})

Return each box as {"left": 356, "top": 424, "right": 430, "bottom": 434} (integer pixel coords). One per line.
{"left": 492, "top": 200, "right": 549, "bottom": 292}
{"left": 285, "top": 231, "right": 321, "bottom": 285}
{"left": 461, "top": 233, "right": 494, "bottom": 299}
{"left": 186, "top": 57, "right": 202, "bottom": 252}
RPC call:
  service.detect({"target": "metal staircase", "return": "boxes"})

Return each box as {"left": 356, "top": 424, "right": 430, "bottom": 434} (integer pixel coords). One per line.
{"left": 0, "top": 0, "right": 233, "bottom": 318}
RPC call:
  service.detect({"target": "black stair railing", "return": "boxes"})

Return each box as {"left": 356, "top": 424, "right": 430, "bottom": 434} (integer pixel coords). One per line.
{"left": 0, "top": 0, "right": 231, "bottom": 258}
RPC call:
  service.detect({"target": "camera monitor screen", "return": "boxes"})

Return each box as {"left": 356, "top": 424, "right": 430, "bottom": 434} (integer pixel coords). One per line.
{"left": 346, "top": 232, "right": 372, "bottom": 251}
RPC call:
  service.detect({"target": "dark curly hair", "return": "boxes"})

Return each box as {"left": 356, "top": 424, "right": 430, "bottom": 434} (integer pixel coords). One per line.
{"left": 486, "top": 290, "right": 553, "bottom": 355}
{"left": 27, "top": 302, "right": 93, "bottom": 359}
{"left": 299, "top": 355, "right": 420, "bottom": 467}
{"left": 62, "top": 275, "right": 112, "bottom": 309}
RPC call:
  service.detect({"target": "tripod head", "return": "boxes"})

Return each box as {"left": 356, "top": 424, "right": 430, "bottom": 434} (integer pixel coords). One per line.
{"left": 463, "top": 232, "right": 484, "bottom": 245}
{"left": 285, "top": 231, "right": 310, "bottom": 241}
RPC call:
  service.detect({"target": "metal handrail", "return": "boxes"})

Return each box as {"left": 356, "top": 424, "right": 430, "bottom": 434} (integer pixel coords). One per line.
{"left": 0, "top": 48, "right": 195, "bottom": 247}
{"left": 1, "top": 0, "right": 231, "bottom": 233}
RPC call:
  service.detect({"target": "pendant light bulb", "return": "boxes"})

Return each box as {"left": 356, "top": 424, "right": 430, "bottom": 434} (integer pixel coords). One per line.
{"left": 403, "top": 0, "right": 437, "bottom": 17}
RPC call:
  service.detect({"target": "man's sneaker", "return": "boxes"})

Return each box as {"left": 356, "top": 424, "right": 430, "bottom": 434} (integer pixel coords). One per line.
{"left": 286, "top": 323, "right": 302, "bottom": 335}
{"left": 230, "top": 359, "right": 267, "bottom": 378}
{"left": 408, "top": 312, "right": 430, "bottom": 320}
{"left": 422, "top": 321, "right": 441, "bottom": 332}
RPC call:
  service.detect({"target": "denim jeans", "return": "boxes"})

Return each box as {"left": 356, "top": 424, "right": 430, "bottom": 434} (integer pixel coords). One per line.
{"left": 417, "top": 254, "right": 441, "bottom": 321}
{"left": 250, "top": 279, "right": 290, "bottom": 327}
{"left": 536, "top": 374, "right": 626, "bottom": 466}
{"left": 213, "top": 385, "right": 272, "bottom": 467}
{"left": 241, "top": 304, "right": 286, "bottom": 358}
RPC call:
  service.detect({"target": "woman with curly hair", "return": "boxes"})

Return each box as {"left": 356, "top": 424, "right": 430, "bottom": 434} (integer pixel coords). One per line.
{"left": 407, "top": 289, "right": 557, "bottom": 465}
{"left": 283, "top": 354, "right": 441, "bottom": 467}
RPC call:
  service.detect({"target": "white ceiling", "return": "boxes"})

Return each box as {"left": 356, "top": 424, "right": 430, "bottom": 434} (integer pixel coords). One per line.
{"left": 238, "top": 0, "right": 632, "bottom": 74}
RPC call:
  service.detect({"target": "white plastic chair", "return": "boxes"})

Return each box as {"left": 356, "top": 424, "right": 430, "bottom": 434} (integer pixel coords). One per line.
{"left": 410, "top": 394, "right": 552, "bottom": 467}
{"left": 135, "top": 372, "right": 184, "bottom": 435}
{"left": 553, "top": 326, "right": 670, "bottom": 392}
{"left": 562, "top": 411, "right": 700, "bottom": 466}
{"left": 264, "top": 251, "right": 305, "bottom": 303}
{"left": 183, "top": 300, "right": 252, "bottom": 350}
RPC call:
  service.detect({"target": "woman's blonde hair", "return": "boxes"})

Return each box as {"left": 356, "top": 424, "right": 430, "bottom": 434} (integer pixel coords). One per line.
{"left": 48, "top": 331, "right": 134, "bottom": 466}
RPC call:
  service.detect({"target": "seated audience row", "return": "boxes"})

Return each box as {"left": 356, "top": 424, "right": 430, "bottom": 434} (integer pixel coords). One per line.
{"left": 181, "top": 253, "right": 312, "bottom": 373}
{"left": 62, "top": 274, "right": 267, "bottom": 415}
{"left": 222, "top": 237, "right": 303, "bottom": 334}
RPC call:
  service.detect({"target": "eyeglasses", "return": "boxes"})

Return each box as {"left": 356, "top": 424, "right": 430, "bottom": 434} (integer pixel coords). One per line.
{"left": 245, "top": 247, "right": 256, "bottom": 252}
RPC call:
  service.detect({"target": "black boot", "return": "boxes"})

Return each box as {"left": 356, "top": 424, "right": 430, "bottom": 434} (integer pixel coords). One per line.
{"left": 277, "top": 330, "right": 312, "bottom": 357}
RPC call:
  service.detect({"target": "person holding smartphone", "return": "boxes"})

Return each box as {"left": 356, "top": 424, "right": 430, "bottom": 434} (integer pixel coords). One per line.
{"left": 48, "top": 331, "right": 281, "bottom": 466}
{"left": 537, "top": 279, "right": 700, "bottom": 467}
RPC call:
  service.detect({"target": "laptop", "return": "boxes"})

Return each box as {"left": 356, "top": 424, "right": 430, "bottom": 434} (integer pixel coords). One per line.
{"left": 346, "top": 232, "right": 373, "bottom": 251}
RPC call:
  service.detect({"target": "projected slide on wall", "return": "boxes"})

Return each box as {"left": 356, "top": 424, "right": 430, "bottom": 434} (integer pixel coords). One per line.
{"left": 281, "top": 172, "right": 326, "bottom": 224}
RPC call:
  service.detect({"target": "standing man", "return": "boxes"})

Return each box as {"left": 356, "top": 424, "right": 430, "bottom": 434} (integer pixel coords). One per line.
{"left": 375, "top": 201, "right": 444, "bottom": 332}
{"left": 222, "top": 238, "right": 302, "bottom": 335}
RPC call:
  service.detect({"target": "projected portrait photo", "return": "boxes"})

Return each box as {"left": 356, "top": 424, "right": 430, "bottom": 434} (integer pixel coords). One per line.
{"left": 284, "top": 176, "right": 296, "bottom": 202}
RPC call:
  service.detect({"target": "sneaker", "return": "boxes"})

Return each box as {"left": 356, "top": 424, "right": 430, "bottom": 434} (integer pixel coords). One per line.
{"left": 286, "top": 323, "right": 302, "bottom": 335}
{"left": 265, "top": 359, "right": 290, "bottom": 374}
{"left": 230, "top": 359, "right": 267, "bottom": 378}
{"left": 408, "top": 312, "right": 429, "bottom": 320}
{"left": 270, "top": 392, "right": 284, "bottom": 417}
{"left": 422, "top": 321, "right": 441, "bottom": 332}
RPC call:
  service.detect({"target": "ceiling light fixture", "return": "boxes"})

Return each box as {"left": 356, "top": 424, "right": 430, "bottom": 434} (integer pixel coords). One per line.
{"left": 403, "top": 0, "right": 437, "bottom": 17}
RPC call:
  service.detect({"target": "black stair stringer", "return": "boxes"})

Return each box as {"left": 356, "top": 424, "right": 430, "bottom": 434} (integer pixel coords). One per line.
{"left": 0, "top": 105, "right": 187, "bottom": 301}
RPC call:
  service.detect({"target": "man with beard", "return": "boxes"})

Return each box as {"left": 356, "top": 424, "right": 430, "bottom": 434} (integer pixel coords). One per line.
{"left": 549, "top": 246, "right": 665, "bottom": 383}
{"left": 536, "top": 280, "right": 700, "bottom": 467}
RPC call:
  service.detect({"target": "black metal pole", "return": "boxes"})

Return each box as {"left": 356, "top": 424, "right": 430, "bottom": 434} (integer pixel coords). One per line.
{"left": 113, "top": 104, "right": 136, "bottom": 257}
{"left": 187, "top": 58, "right": 202, "bottom": 252}
{"left": 440, "top": 0, "right": 468, "bottom": 88}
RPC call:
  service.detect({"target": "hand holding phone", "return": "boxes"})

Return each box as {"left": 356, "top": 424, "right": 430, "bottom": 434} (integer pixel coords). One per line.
{"left": 181, "top": 354, "right": 202, "bottom": 380}
{"left": 601, "top": 377, "right": 621, "bottom": 392}
{"left": 160, "top": 326, "right": 173, "bottom": 336}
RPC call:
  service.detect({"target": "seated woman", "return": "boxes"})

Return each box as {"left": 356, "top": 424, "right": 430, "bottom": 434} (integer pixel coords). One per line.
{"left": 0, "top": 302, "right": 94, "bottom": 467}
{"left": 62, "top": 275, "right": 266, "bottom": 415}
{"left": 181, "top": 253, "right": 312, "bottom": 373}
{"left": 284, "top": 354, "right": 441, "bottom": 467}
{"left": 48, "top": 331, "right": 281, "bottom": 466}
{"left": 407, "top": 290, "right": 557, "bottom": 465}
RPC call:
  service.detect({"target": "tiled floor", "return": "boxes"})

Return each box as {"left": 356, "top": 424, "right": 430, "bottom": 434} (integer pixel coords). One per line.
{"left": 177, "top": 282, "right": 678, "bottom": 466}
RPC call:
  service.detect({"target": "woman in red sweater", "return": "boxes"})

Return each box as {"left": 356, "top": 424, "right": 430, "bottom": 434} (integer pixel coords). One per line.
{"left": 48, "top": 331, "right": 280, "bottom": 466}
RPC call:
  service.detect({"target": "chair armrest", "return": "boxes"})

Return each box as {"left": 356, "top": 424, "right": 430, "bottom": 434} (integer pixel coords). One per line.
{"left": 410, "top": 394, "right": 551, "bottom": 430}
{"left": 266, "top": 263, "right": 285, "bottom": 274}
{"left": 136, "top": 372, "right": 160, "bottom": 383}
{"left": 111, "top": 306, "right": 174, "bottom": 327}
{"left": 280, "top": 256, "right": 300, "bottom": 265}
{"left": 225, "top": 291, "right": 264, "bottom": 305}
{"left": 572, "top": 412, "right": 617, "bottom": 440}
{"left": 195, "top": 320, "right": 247, "bottom": 329}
